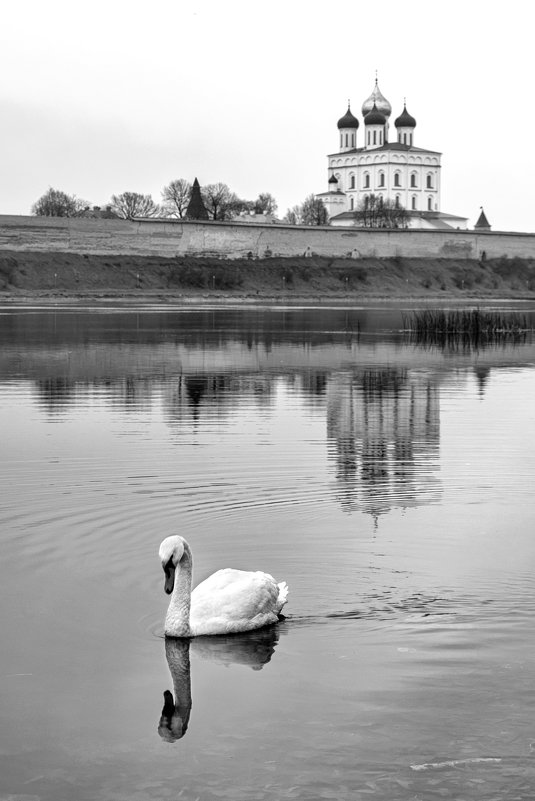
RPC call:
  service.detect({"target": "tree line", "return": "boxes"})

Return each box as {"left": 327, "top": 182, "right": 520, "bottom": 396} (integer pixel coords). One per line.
{"left": 30, "top": 182, "right": 281, "bottom": 222}
{"left": 30, "top": 182, "right": 332, "bottom": 226}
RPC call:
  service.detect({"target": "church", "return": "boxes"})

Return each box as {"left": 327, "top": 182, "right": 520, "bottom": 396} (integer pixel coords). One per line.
{"left": 317, "top": 79, "right": 467, "bottom": 229}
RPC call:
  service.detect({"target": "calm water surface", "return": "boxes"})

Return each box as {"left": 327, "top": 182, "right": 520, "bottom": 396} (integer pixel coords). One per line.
{"left": 1, "top": 304, "right": 535, "bottom": 800}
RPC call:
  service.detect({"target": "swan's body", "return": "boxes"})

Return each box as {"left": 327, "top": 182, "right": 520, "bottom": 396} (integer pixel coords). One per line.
{"left": 159, "top": 535, "right": 288, "bottom": 637}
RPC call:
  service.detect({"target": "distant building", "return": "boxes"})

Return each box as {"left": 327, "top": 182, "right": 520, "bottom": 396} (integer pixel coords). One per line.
{"left": 317, "top": 78, "right": 468, "bottom": 230}
{"left": 474, "top": 207, "right": 491, "bottom": 231}
{"left": 186, "top": 177, "right": 209, "bottom": 220}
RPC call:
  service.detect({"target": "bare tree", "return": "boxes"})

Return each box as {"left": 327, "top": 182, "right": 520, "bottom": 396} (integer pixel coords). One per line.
{"left": 201, "top": 182, "right": 245, "bottom": 221}
{"left": 300, "top": 195, "right": 329, "bottom": 226}
{"left": 354, "top": 194, "right": 408, "bottom": 228}
{"left": 161, "top": 178, "right": 192, "bottom": 218}
{"left": 110, "top": 192, "right": 159, "bottom": 220}
{"left": 31, "top": 187, "right": 88, "bottom": 217}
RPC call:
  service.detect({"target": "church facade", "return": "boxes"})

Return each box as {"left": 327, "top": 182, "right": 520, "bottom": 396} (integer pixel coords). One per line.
{"left": 317, "top": 80, "right": 467, "bottom": 229}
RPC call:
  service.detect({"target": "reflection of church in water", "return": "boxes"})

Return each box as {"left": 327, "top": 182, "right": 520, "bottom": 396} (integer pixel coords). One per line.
{"left": 326, "top": 368, "right": 441, "bottom": 520}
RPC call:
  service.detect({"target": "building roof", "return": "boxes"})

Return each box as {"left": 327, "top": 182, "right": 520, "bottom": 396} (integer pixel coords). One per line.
{"left": 327, "top": 142, "right": 442, "bottom": 157}
{"left": 337, "top": 105, "right": 359, "bottom": 129}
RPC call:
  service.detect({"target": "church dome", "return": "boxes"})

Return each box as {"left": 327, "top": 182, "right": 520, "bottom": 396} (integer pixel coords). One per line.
{"left": 364, "top": 103, "right": 386, "bottom": 126}
{"left": 337, "top": 105, "right": 359, "bottom": 129}
{"left": 395, "top": 104, "right": 417, "bottom": 128}
{"left": 362, "top": 80, "right": 392, "bottom": 118}
{"left": 328, "top": 174, "right": 339, "bottom": 184}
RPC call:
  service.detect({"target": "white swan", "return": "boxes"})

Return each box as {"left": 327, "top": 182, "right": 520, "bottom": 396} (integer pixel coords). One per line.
{"left": 159, "top": 535, "right": 289, "bottom": 637}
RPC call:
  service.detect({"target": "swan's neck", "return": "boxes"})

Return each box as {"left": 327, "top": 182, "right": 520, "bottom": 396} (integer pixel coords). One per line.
{"left": 165, "top": 542, "right": 193, "bottom": 637}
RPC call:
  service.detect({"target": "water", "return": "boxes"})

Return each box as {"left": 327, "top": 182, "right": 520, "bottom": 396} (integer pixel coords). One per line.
{"left": 1, "top": 304, "right": 535, "bottom": 800}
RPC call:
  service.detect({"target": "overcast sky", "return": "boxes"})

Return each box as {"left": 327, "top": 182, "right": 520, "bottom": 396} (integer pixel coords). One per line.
{"left": 0, "top": 0, "right": 532, "bottom": 231}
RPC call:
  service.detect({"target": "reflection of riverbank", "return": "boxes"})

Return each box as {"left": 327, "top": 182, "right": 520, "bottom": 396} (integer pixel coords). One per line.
{"left": 3, "top": 337, "right": 535, "bottom": 384}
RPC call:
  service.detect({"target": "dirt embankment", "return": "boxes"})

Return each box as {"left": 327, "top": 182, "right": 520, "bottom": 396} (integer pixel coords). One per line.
{"left": 0, "top": 251, "right": 534, "bottom": 300}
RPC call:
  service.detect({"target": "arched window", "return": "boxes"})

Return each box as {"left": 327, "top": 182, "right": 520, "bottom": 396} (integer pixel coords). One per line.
{"left": 410, "top": 133, "right": 413, "bottom": 146}
{"left": 427, "top": 197, "right": 433, "bottom": 211}
{"left": 403, "top": 133, "right": 407, "bottom": 145}
{"left": 395, "top": 195, "right": 400, "bottom": 207}
{"left": 378, "top": 171, "right": 385, "bottom": 187}
{"left": 364, "top": 172, "right": 370, "bottom": 189}
{"left": 345, "top": 134, "right": 348, "bottom": 147}
{"left": 394, "top": 171, "right": 401, "bottom": 187}
{"left": 412, "top": 195, "right": 417, "bottom": 210}
{"left": 350, "top": 197, "right": 354, "bottom": 210}
{"left": 379, "top": 130, "right": 383, "bottom": 145}
{"left": 426, "top": 173, "right": 433, "bottom": 189}
{"left": 349, "top": 174, "right": 355, "bottom": 189}
{"left": 410, "top": 172, "right": 417, "bottom": 188}
{"left": 373, "top": 130, "right": 377, "bottom": 145}
{"left": 351, "top": 134, "right": 355, "bottom": 147}
{"left": 367, "top": 131, "right": 370, "bottom": 146}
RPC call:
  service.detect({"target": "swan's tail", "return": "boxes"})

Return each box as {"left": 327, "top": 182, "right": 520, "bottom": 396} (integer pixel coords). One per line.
{"left": 276, "top": 581, "right": 289, "bottom": 613}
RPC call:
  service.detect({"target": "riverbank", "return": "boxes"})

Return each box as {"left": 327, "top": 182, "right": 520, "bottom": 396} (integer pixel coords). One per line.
{"left": 1, "top": 251, "right": 534, "bottom": 302}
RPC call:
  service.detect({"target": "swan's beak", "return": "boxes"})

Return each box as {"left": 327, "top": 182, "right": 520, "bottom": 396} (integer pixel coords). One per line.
{"left": 164, "top": 560, "right": 175, "bottom": 594}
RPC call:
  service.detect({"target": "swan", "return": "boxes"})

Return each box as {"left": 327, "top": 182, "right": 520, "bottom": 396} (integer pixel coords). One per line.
{"left": 159, "top": 535, "right": 288, "bottom": 637}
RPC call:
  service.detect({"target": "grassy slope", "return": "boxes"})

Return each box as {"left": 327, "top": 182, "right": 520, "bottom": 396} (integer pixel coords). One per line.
{"left": 0, "top": 252, "right": 534, "bottom": 299}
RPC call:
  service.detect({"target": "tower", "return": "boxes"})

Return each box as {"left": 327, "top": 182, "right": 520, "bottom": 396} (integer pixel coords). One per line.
{"left": 364, "top": 103, "right": 387, "bottom": 149}
{"left": 394, "top": 103, "right": 416, "bottom": 147}
{"left": 337, "top": 103, "right": 359, "bottom": 152}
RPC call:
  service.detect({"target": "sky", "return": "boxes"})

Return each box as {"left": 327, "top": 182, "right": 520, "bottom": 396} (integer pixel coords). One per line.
{"left": 0, "top": 0, "right": 533, "bottom": 231}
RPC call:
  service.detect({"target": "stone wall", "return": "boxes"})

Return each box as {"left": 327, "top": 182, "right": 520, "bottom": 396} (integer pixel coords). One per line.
{"left": 1, "top": 214, "right": 535, "bottom": 259}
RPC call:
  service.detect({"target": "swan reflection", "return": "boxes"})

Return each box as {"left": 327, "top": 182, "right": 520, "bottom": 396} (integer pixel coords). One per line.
{"left": 158, "top": 625, "right": 281, "bottom": 742}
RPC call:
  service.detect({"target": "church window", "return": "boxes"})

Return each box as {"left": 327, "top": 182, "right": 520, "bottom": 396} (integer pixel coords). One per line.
{"left": 373, "top": 131, "right": 377, "bottom": 145}
{"left": 351, "top": 134, "right": 355, "bottom": 147}
{"left": 364, "top": 172, "right": 370, "bottom": 188}
{"left": 395, "top": 195, "right": 400, "bottom": 207}
{"left": 394, "top": 172, "right": 401, "bottom": 187}
{"left": 345, "top": 134, "right": 348, "bottom": 147}
{"left": 427, "top": 197, "right": 433, "bottom": 210}
{"left": 350, "top": 197, "right": 354, "bottom": 210}
{"left": 410, "top": 133, "right": 413, "bottom": 146}
{"left": 367, "top": 131, "right": 370, "bottom": 146}
{"left": 412, "top": 195, "right": 417, "bottom": 210}
{"left": 426, "top": 174, "right": 433, "bottom": 188}
{"left": 403, "top": 133, "right": 407, "bottom": 145}
{"left": 349, "top": 174, "right": 355, "bottom": 189}
{"left": 340, "top": 134, "right": 343, "bottom": 149}
{"left": 378, "top": 171, "right": 385, "bottom": 187}
{"left": 410, "top": 173, "right": 417, "bottom": 188}
{"left": 380, "top": 130, "right": 383, "bottom": 145}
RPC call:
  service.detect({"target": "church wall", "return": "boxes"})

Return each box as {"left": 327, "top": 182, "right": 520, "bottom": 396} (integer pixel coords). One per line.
{"left": 1, "top": 214, "right": 535, "bottom": 260}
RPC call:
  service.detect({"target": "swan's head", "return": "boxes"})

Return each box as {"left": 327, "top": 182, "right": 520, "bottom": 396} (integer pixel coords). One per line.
{"left": 159, "top": 535, "right": 186, "bottom": 595}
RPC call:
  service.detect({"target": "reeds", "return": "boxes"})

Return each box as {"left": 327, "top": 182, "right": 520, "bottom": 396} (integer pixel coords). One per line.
{"left": 402, "top": 309, "right": 529, "bottom": 336}
{"left": 402, "top": 308, "right": 532, "bottom": 351}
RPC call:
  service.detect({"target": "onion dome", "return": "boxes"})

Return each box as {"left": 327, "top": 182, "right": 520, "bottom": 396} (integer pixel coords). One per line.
{"left": 362, "top": 79, "right": 392, "bottom": 118}
{"left": 395, "top": 103, "right": 417, "bottom": 128}
{"left": 337, "top": 104, "right": 359, "bottom": 129}
{"left": 328, "top": 174, "right": 339, "bottom": 184}
{"left": 364, "top": 102, "right": 386, "bottom": 126}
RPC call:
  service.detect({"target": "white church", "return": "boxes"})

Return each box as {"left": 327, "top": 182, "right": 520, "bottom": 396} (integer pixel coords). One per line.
{"left": 317, "top": 79, "right": 468, "bottom": 229}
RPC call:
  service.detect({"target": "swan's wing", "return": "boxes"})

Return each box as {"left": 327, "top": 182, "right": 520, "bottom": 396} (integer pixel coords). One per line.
{"left": 190, "top": 569, "right": 287, "bottom": 635}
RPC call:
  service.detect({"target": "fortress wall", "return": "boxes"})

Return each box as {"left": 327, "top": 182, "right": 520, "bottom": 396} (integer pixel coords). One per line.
{"left": 1, "top": 214, "right": 535, "bottom": 260}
